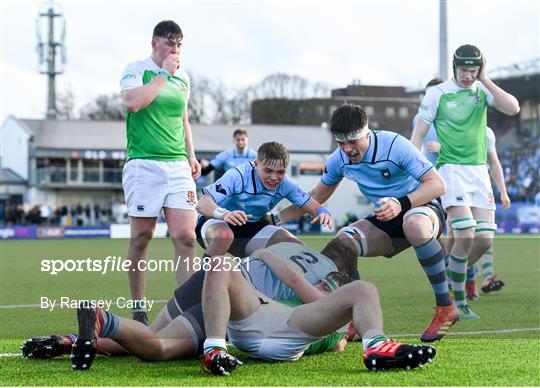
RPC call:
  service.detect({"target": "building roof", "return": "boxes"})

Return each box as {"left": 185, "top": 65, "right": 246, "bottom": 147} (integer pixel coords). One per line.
{"left": 0, "top": 168, "right": 26, "bottom": 184}
{"left": 18, "top": 119, "right": 333, "bottom": 153}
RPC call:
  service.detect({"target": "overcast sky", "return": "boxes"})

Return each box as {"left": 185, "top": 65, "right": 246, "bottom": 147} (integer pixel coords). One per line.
{"left": 1, "top": 0, "right": 539, "bottom": 120}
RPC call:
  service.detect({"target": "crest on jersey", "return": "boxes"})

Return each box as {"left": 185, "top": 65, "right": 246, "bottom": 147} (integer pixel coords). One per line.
{"left": 216, "top": 184, "right": 227, "bottom": 195}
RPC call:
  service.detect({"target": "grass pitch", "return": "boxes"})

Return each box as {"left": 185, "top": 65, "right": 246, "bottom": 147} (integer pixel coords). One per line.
{"left": 1, "top": 235, "right": 539, "bottom": 386}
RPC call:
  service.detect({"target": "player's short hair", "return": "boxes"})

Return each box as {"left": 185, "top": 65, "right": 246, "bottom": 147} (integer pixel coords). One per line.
{"left": 257, "top": 141, "right": 289, "bottom": 168}
{"left": 425, "top": 78, "right": 444, "bottom": 89}
{"left": 153, "top": 20, "right": 183, "bottom": 41}
{"left": 330, "top": 104, "right": 369, "bottom": 139}
{"left": 233, "top": 129, "right": 248, "bottom": 138}
{"left": 321, "top": 238, "right": 358, "bottom": 277}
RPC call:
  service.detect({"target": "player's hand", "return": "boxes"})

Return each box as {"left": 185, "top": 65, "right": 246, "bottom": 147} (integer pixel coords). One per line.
{"left": 478, "top": 55, "right": 487, "bottom": 82}
{"left": 222, "top": 210, "right": 251, "bottom": 226}
{"left": 374, "top": 197, "right": 401, "bottom": 221}
{"left": 311, "top": 207, "right": 334, "bottom": 229}
{"left": 425, "top": 141, "right": 441, "bottom": 153}
{"left": 200, "top": 159, "right": 210, "bottom": 169}
{"left": 162, "top": 54, "right": 180, "bottom": 75}
{"left": 501, "top": 192, "right": 511, "bottom": 209}
{"left": 189, "top": 157, "right": 201, "bottom": 179}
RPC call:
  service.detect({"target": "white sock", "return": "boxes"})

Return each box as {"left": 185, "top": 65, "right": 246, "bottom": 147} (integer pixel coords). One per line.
{"left": 361, "top": 329, "right": 388, "bottom": 352}
{"left": 203, "top": 338, "right": 227, "bottom": 355}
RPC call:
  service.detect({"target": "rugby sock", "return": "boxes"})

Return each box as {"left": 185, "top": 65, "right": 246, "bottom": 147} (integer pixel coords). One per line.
{"left": 362, "top": 329, "right": 389, "bottom": 352}
{"left": 448, "top": 254, "right": 468, "bottom": 306}
{"left": 414, "top": 238, "right": 452, "bottom": 306}
{"left": 97, "top": 310, "right": 120, "bottom": 338}
{"left": 444, "top": 254, "right": 452, "bottom": 288}
{"left": 480, "top": 250, "right": 494, "bottom": 279}
{"left": 131, "top": 300, "right": 146, "bottom": 314}
{"left": 467, "top": 264, "right": 478, "bottom": 282}
{"left": 204, "top": 338, "right": 227, "bottom": 355}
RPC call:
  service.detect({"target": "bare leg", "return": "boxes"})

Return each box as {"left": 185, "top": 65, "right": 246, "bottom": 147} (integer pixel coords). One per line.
{"left": 105, "top": 316, "right": 197, "bottom": 361}
{"left": 164, "top": 208, "right": 197, "bottom": 285}
{"left": 288, "top": 281, "right": 383, "bottom": 337}
{"left": 203, "top": 223, "right": 234, "bottom": 258}
{"left": 202, "top": 257, "right": 261, "bottom": 339}
{"left": 127, "top": 217, "right": 157, "bottom": 301}
{"left": 467, "top": 208, "right": 495, "bottom": 266}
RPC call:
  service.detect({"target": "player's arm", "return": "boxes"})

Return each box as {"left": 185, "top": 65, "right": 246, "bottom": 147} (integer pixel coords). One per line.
{"left": 183, "top": 111, "right": 201, "bottom": 179}
{"left": 375, "top": 169, "right": 446, "bottom": 222}
{"left": 201, "top": 151, "right": 227, "bottom": 176}
{"left": 411, "top": 119, "right": 430, "bottom": 151}
{"left": 478, "top": 57, "right": 520, "bottom": 116}
{"left": 299, "top": 198, "right": 334, "bottom": 229}
{"left": 273, "top": 181, "right": 339, "bottom": 225}
{"left": 195, "top": 195, "right": 249, "bottom": 226}
{"left": 122, "top": 54, "right": 178, "bottom": 112}
{"left": 487, "top": 150, "right": 511, "bottom": 209}
{"left": 410, "top": 168, "right": 446, "bottom": 206}
{"left": 425, "top": 140, "right": 441, "bottom": 154}
{"left": 252, "top": 249, "right": 324, "bottom": 303}
{"left": 200, "top": 161, "right": 215, "bottom": 176}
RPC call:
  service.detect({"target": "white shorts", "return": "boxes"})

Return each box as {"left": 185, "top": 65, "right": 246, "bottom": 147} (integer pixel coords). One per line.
{"left": 438, "top": 164, "right": 495, "bottom": 210}
{"left": 226, "top": 298, "right": 321, "bottom": 361}
{"left": 122, "top": 159, "right": 197, "bottom": 217}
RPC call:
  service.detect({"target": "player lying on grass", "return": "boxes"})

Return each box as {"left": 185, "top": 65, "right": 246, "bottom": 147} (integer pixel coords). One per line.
{"left": 21, "top": 242, "right": 350, "bottom": 369}
{"left": 195, "top": 141, "right": 334, "bottom": 260}
{"left": 201, "top": 256, "right": 437, "bottom": 375}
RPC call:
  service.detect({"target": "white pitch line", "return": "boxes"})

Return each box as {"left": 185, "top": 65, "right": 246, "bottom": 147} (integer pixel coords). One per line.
{"left": 0, "top": 300, "right": 169, "bottom": 309}
{"left": 1, "top": 327, "right": 538, "bottom": 358}
{"left": 389, "top": 327, "right": 540, "bottom": 337}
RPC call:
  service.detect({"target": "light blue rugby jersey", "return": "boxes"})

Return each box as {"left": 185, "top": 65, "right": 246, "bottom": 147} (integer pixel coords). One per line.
{"left": 240, "top": 242, "right": 338, "bottom": 300}
{"left": 202, "top": 161, "right": 311, "bottom": 222}
{"left": 413, "top": 113, "right": 439, "bottom": 166}
{"left": 210, "top": 147, "right": 257, "bottom": 171}
{"left": 321, "top": 130, "right": 433, "bottom": 204}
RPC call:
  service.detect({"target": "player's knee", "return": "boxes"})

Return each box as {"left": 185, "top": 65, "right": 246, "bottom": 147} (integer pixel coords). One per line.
{"left": 474, "top": 234, "right": 493, "bottom": 253}
{"left": 208, "top": 225, "right": 234, "bottom": 244}
{"left": 350, "top": 280, "right": 378, "bottom": 300}
{"left": 403, "top": 215, "right": 433, "bottom": 243}
{"left": 130, "top": 231, "right": 153, "bottom": 251}
{"left": 170, "top": 230, "right": 197, "bottom": 249}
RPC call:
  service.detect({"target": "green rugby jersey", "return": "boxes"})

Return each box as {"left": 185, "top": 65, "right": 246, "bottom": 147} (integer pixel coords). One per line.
{"left": 418, "top": 79, "right": 494, "bottom": 167}
{"left": 279, "top": 297, "right": 345, "bottom": 355}
{"left": 120, "top": 57, "right": 190, "bottom": 161}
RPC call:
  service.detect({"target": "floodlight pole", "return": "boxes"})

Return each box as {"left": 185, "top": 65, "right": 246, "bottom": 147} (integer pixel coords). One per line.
{"left": 37, "top": 3, "right": 65, "bottom": 120}
{"left": 439, "top": 0, "right": 448, "bottom": 80}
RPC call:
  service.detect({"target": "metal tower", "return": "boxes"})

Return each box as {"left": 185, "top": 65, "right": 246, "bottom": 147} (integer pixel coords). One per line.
{"left": 36, "top": 1, "right": 66, "bottom": 120}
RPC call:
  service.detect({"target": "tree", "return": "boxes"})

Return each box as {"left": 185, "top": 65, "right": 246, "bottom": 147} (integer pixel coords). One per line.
{"left": 56, "top": 86, "right": 77, "bottom": 120}
{"left": 79, "top": 93, "right": 125, "bottom": 120}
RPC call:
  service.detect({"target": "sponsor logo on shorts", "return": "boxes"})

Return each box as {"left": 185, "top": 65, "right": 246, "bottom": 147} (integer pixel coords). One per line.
{"left": 456, "top": 196, "right": 464, "bottom": 202}
{"left": 447, "top": 101, "right": 457, "bottom": 108}
{"left": 380, "top": 168, "right": 391, "bottom": 180}
{"left": 187, "top": 191, "right": 197, "bottom": 206}
{"left": 137, "top": 205, "right": 145, "bottom": 211}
